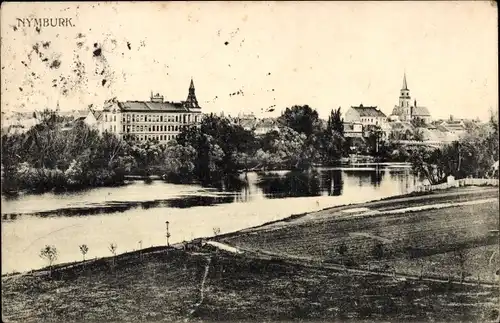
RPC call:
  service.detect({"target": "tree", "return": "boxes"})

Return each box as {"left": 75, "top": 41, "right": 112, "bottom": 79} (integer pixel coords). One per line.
{"left": 409, "top": 119, "right": 499, "bottom": 184}
{"left": 39, "top": 245, "right": 58, "bottom": 277}
{"left": 277, "top": 105, "right": 320, "bottom": 137}
{"left": 109, "top": 243, "right": 117, "bottom": 267}
{"left": 409, "top": 147, "right": 447, "bottom": 184}
{"left": 366, "top": 125, "right": 384, "bottom": 155}
{"left": 412, "top": 128, "right": 425, "bottom": 141}
{"left": 162, "top": 141, "right": 197, "bottom": 182}
{"left": 411, "top": 117, "right": 426, "bottom": 128}
{"left": 213, "top": 227, "right": 221, "bottom": 236}
{"left": 261, "top": 126, "right": 311, "bottom": 170}
{"left": 320, "top": 107, "right": 346, "bottom": 163}
{"left": 79, "top": 244, "right": 89, "bottom": 261}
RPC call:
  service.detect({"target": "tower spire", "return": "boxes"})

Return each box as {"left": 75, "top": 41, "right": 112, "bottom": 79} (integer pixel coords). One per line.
{"left": 185, "top": 77, "right": 199, "bottom": 109}
{"left": 402, "top": 73, "right": 408, "bottom": 90}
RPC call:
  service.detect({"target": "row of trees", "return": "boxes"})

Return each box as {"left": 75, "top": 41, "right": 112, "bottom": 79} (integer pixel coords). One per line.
{"left": 2, "top": 110, "right": 134, "bottom": 193}
{"left": 3, "top": 106, "right": 497, "bottom": 193}
{"left": 40, "top": 243, "right": 117, "bottom": 277}
{"left": 409, "top": 112, "right": 499, "bottom": 184}
{"left": 2, "top": 105, "right": 351, "bottom": 193}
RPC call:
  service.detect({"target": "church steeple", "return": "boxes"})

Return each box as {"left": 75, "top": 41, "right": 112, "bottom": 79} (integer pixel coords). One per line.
{"left": 399, "top": 73, "right": 411, "bottom": 120}
{"left": 185, "top": 78, "right": 199, "bottom": 109}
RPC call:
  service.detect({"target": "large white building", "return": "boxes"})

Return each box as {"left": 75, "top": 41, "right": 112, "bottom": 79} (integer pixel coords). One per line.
{"left": 92, "top": 79, "right": 202, "bottom": 143}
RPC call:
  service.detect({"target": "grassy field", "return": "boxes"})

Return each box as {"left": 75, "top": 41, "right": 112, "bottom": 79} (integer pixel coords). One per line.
{"left": 2, "top": 187, "right": 499, "bottom": 322}
{"left": 2, "top": 249, "right": 207, "bottom": 322}
{"left": 220, "top": 200, "right": 499, "bottom": 283}
{"left": 2, "top": 248, "right": 499, "bottom": 322}
{"left": 197, "top": 253, "right": 499, "bottom": 322}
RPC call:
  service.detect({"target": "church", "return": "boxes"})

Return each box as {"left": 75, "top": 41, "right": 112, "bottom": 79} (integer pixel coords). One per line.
{"left": 389, "top": 74, "right": 431, "bottom": 124}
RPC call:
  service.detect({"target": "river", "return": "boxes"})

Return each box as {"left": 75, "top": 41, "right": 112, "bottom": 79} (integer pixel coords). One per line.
{"left": 1, "top": 163, "right": 419, "bottom": 274}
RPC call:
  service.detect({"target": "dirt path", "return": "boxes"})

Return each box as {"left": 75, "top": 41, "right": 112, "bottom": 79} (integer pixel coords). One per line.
{"left": 231, "top": 187, "right": 498, "bottom": 236}
{"left": 240, "top": 192, "right": 498, "bottom": 235}
{"left": 186, "top": 256, "right": 211, "bottom": 319}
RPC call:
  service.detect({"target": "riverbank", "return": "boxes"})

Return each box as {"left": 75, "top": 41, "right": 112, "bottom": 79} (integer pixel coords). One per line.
{"left": 2, "top": 186, "right": 499, "bottom": 322}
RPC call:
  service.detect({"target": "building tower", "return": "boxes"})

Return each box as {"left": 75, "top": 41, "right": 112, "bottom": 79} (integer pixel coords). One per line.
{"left": 185, "top": 78, "right": 200, "bottom": 109}
{"left": 399, "top": 73, "right": 412, "bottom": 121}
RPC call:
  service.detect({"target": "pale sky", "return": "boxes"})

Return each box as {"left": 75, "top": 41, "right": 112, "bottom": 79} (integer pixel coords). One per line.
{"left": 1, "top": 1, "right": 498, "bottom": 120}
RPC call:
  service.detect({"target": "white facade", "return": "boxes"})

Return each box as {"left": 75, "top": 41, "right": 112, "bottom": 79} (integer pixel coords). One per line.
{"left": 344, "top": 106, "right": 388, "bottom": 127}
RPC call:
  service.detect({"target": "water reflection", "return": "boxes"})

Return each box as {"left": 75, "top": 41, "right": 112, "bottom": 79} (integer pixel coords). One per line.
{"left": 2, "top": 195, "right": 237, "bottom": 219}
{"left": 2, "top": 164, "right": 418, "bottom": 274}
{"left": 320, "top": 170, "right": 344, "bottom": 196}
{"left": 256, "top": 170, "right": 323, "bottom": 199}
{"left": 2, "top": 166, "right": 415, "bottom": 218}
{"left": 343, "top": 169, "right": 385, "bottom": 187}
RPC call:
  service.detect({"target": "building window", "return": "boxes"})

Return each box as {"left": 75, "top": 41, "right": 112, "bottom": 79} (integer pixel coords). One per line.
{"left": 105, "top": 114, "right": 108, "bottom": 122}
{"left": 123, "top": 125, "right": 126, "bottom": 132}
{"left": 148, "top": 126, "right": 152, "bottom": 132}
{"left": 113, "top": 125, "right": 116, "bottom": 132}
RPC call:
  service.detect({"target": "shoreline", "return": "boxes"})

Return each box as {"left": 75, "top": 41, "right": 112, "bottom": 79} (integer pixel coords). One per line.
{"left": 4, "top": 185, "right": 498, "bottom": 278}
{"left": 1, "top": 188, "right": 418, "bottom": 277}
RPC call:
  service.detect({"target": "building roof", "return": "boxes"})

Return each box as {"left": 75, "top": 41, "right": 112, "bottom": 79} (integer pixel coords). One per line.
{"left": 412, "top": 106, "right": 430, "bottom": 116}
{"left": 104, "top": 101, "right": 199, "bottom": 113}
{"left": 391, "top": 105, "right": 403, "bottom": 116}
{"left": 350, "top": 105, "right": 387, "bottom": 118}
{"left": 402, "top": 73, "right": 408, "bottom": 90}
{"left": 90, "top": 109, "right": 103, "bottom": 121}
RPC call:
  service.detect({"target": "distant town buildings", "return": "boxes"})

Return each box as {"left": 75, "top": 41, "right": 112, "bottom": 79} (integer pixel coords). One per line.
{"left": 345, "top": 104, "right": 388, "bottom": 126}
{"left": 91, "top": 78, "right": 202, "bottom": 143}
{"left": 1, "top": 111, "right": 42, "bottom": 135}
{"left": 2, "top": 73, "right": 485, "bottom": 149}
{"left": 344, "top": 104, "right": 390, "bottom": 139}
{"left": 389, "top": 74, "right": 431, "bottom": 123}
{"left": 231, "top": 112, "right": 280, "bottom": 135}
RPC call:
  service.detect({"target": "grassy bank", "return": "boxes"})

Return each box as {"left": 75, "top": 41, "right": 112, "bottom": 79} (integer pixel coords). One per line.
{"left": 2, "top": 247, "right": 499, "bottom": 322}
{"left": 2, "top": 187, "right": 499, "bottom": 322}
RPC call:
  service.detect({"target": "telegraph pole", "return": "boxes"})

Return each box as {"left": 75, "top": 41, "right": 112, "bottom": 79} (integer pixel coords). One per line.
{"left": 165, "top": 221, "right": 171, "bottom": 247}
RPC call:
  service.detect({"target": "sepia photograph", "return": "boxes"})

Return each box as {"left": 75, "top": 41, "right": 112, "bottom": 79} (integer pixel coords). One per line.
{"left": 1, "top": 1, "right": 499, "bottom": 322}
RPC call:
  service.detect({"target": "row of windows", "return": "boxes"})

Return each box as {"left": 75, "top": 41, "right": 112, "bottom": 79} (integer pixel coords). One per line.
{"left": 122, "top": 114, "right": 199, "bottom": 123}
{"left": 122, "top": 124, "right": 192, "bottom": 133}
{"left": 361, "top": 117, "right": 385, "bottom": 123}
{"left": 104, "top": 113, "right": 201, "bottom": 123}
{"left": 128, "top": 134, "right": 177, "bottom": 142}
